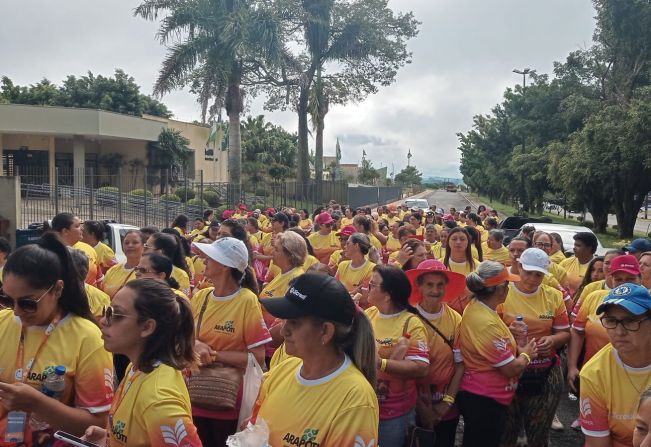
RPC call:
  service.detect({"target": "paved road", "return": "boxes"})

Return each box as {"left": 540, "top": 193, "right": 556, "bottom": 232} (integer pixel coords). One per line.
{"left": 420, "top": 189, "right": 474, "bottom": 213}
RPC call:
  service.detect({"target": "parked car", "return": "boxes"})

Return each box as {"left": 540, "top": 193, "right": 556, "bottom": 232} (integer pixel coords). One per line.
{"left": 404, "top": 198, "right": 430, "bottom": 212}
{"left": 515, "top": 222, "right": 607, "bottom": 256}
{"left": 498, "top": 216, "right": 553, "bottom": 246}
{"left": 103, "top": 221, "right": 140, "bottom": 264}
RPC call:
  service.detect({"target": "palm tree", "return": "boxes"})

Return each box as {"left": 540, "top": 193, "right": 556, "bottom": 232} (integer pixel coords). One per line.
{"left": 134, "top": 0, "right": 283, "bottom": 203}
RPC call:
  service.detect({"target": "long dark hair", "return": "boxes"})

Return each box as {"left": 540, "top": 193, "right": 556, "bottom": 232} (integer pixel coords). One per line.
{"left": 373, "top": 265, "right": 452, "bottom": 346}
{"left": 465, "top": 226, "right": 484, "bottom": 262}
{"left": 143, "top": 252, "right": 180, "bottom": 290}
{"left": 162, "top": 227, "right": 191, "bottom": 258}
{"left": 126, "top": 278, "right": 196, "bottom": 373}
{"left": 150, "top": 233, "right": 190, "bottom": 276}
{"left": 220, "top": 219, "right": 254, "bottom": 263}
{"left": 44, "top": 212, "right": 76, "bottom": 232}
{"left": 82, "top": 220, "right": 106, "bottom": 242}
{"left": 171, "top": 214, "right": 189, "bottom": 231}
{"left": 443, "top": 227, "right": 475, "bottom": 271}
{"left": 4, "top": 233, "right": 95, "bottom": 323}
{"left": 401, "top": 239, "right": 425, "bottom": 271}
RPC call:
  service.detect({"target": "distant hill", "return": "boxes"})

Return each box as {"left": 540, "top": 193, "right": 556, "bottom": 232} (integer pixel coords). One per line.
{"left": 423, "top": 176, "right": 464, "bottom": 185}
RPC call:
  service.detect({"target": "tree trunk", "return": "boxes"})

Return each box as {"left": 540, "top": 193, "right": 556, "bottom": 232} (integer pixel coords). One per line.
{"left": 614, "top": 195, "right": 644, "bottom": 238}
{"left": 226, "top": 64, "right": 243, "bottom": 206}
{"left": 587, "top": 199, "right": 609, "bottom": 234}
{"left": 297, "top": 84, "right": 311, "bottom": 186}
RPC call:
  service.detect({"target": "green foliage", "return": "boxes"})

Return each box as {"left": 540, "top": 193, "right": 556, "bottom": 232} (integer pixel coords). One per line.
{"left": 255, "top": 189, "right": 269, "bottom": 197}
{"left": 174, "top": 187, "right": 195, "bottom": 202}
{"left": 202, "top": 190, "right": 220, "bottom": 207}
{"left": 357, "top": 158, "right": 380, "bottom": 185}
{"left": 128, "top": 189, "right": 153, "bottom": 197}
{"left": 241, "top": 115, "right": 297, "bottom": 182}
{"left": 215, "top": 205, "right": 229, "bottom": 218}
{"left": 394, "top": 166, "right": 422, "bottom": 186}
{"left": 188, "top": 198, "right": 209, "bottom": 207}
{"left": 98, "top": 186, "right": 119, "bottom": 192}
{"left": 0, "top": 70, "right": 172, "bottom": 117}
{"left": 160, "top": 193, "right": 181, "bottom": 202}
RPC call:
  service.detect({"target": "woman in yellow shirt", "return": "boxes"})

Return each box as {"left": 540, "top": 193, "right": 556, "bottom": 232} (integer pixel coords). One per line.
{"left": 336, "top": 233, "right": 375, "bottom": 305}
{"left": 190, "top": 238, "right": 270, "bottom": 445}
{"left": 639, "top": 251, "right": 651, "bottom": 289}
{"left": 548, "top": 233, "right": 567, "bottom": 265}
{"left": 482, "top": 229, "right": 510, "bottom": 264}
{"left": 0, "top": 233, "right": 113, "bottom": 445}
{"left": 254, "top": 273, "right": 379, "bottom": 446}
{"left": 579, "top": 284, "right": 651, "bottom": 447}
{"left": 69, "top": 248, "right": 111, "bottom": 321}
{"left": 171, "top": 214, "right": 189, "bottom": 237}
{"left": 81, "top": 220, "right": 117, "bottom": 275}
{"left": 83, "top": 278, "right": 202, "bottom": 447}
{"left": 443, "top": 227, "right": 480, "bottom": 314}
{"left": 144, "top": 233, "right": 191, "bottom": 296}
{"left": 134, "top": 252, "right": 188, "bottom": 300}
{"left": 340, "top": 207, "right": 355, "bottom": 227}
{"left": 103, "top": 230, "right": 145, "bottom": 299}
{"left": 298, "top": 208, "right": 313, "bottom": 234}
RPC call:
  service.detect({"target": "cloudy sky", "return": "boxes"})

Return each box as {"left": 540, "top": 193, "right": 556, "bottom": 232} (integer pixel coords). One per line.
{"left": 0, "top": 0, "right": 596, "bottom": 179}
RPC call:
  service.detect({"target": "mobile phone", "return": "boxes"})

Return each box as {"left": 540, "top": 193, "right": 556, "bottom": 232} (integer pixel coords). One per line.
{"left": 53, "top": 431, "right": 101, "bottom": 447}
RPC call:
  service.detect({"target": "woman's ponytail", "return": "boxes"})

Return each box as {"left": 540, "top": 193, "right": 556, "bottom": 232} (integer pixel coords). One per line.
{"left": 174, "top": 293, "right": 198, "bottom": 367}
{"left": 334, "top": 310, "right": 377, "bottom": 388}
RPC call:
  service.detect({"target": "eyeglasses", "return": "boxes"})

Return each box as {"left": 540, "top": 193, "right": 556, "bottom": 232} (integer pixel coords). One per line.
{"left": 600, "top": 316, "right": 649, "bottom": 331}
{"left": 534, "top": 242, "right": 552, "bottom": 249}
{"left": 143, "top": 243, "right": 153, "bottom": 249}
{"left": 0, "top": 284, "right": 55, "bottom": 313}
{"left": 368, "top": 281, "right": 382, "bottom": 290}
{"left": 134, "top": 266, "right": 155, "bottom": 274}
{"left": 102, "top": 306, "right": 134, "bottom": 325}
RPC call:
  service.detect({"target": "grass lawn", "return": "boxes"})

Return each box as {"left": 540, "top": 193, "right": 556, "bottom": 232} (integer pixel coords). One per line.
{"left": 470, "top": 193, "right": 645, "bottom": 249}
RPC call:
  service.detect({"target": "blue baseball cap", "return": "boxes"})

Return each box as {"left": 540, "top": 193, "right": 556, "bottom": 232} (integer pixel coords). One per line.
{"left": 596, "top": 283, "right": 651, "bottom": 316}
{"left": 625, "top": 238, "right": 651, "bottom": 254}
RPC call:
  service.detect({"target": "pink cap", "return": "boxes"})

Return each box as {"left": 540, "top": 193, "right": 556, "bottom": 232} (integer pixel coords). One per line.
{"left": 610, "top": 255, "right": 641, "bottom": 276}
{"left": 315, "top": 212, "right": 334, "bottom": 225}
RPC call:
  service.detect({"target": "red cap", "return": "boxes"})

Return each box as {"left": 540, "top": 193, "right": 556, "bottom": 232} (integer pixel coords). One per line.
{"left": 238, "top": 203, "right": 247, "bottom": 210}
{"left": 222, "top": 209, "right": 235, "bottom": 219}
{"left": 336, "top": 225, "right": 356, "bottom": 237}
{"left": 315, "top": 212, "right": 334, "bottom": 225}
{"left": 610, "top": 254, "right": 641, "bottom": 276}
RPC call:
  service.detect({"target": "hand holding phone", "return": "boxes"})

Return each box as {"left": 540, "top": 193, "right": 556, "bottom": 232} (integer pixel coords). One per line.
{"left": 54, "top": 431, "right": 102, "bottom": 447}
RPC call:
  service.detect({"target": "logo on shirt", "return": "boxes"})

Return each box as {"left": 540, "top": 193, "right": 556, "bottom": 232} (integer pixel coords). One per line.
{"left": 538, "top": 310, "right": 554, "bottom": 320}
{"left": 580, "top": 398, "right": 592, "bottom": 418}
{"left": 282, "top": 427, "right": 321, "bottom": 446}
{"left": 377, "top": 337, "right": 393, "bottom": 347}
{"left": 27, "top": 365, "right": 56, "bottom": 383}
{"left": 493, "top": 338, "right": 510, "bottom": 352}
{"left": 161, "top": 419, "right": 189, "bottom": 446}
{"left": 111, "top": 420, "right": 128, "bottom": 443}
{"left": 214, "top": 320, "right": 235, "bottom": 334}
{"left": 354, "top": 436, "right": 376, "bottom": 447}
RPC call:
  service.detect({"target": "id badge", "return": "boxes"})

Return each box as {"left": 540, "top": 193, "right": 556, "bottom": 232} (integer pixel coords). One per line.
{"left": 5, "top": 411, "right": 26, "bottom": 443}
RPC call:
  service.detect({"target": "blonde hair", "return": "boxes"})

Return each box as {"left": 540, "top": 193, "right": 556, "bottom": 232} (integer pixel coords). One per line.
{"left": 276, "top": 231, "right": 307, "bottom": 268}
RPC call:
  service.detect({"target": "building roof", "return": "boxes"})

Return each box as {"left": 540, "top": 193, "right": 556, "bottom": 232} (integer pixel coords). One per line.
{"left": 0, "top": 104, "right": 166, "bottom": 141}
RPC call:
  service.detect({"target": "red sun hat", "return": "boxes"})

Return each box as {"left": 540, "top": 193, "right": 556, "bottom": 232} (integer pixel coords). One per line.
{"left": 405, "top": 259, "right": 467, "bottom": 306}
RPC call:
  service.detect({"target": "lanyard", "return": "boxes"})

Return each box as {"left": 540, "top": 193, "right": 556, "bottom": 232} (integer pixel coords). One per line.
{"left": 14, "top": 317, "right": 61, "bottom": 383}
{"left": 109, "top": 365, "right": 142, "bottom": 427}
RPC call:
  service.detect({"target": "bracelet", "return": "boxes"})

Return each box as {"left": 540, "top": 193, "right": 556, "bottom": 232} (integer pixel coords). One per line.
{"left": 380, "top": 358, "right": 388, "bottom": 372}
{"left": 442, "top": 394, "right": 455, "bottom": 405}
{"left": 519, "top": 352, "right": 532, "bottom": 365}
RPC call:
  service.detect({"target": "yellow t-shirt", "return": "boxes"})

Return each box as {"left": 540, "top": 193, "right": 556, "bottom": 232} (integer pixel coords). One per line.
{"left": 340, "top": 217, "right": 354, "bottom": 227}
{"left": 171, "top": 266, "right": 191, "bottom": 296}
{"left": 416, "top": 304, "right": 461, "bottom": 405}
{"left": 560, "top": 256, "right": 591, "bottom": 293}
{"left": 572, "top": 289, "right": 610, "bottom": 362}
{"left": 579, "top": 344, "right": 651, "bottom": 447}
{"left": 308, "top": 231, "right": 340, "bottom": 263}
{"left": 191, "top": 255, "right": 206, "bottom": 284}
{"left": 457, "top": 298, "right": 518, "bottom": 406}
{"left": 267, "top": 255, "right": 320, "bottom": 280}
{"left": 103, "top": 264, "right": 137, "bottom": 299}
{"left": 269, "top": 342, "right": 292, "bottom": 371}
{"left": 369, "top": 234, "right": 382, "bottom": 250}
{"left": 365, "top": 308, "right": 429, "bottom": 419}
{"left": 385, "top": 235, "right": 402, "bottom": 252}
{"left": 549, "top": 250, "right": 567, "bottom": 265}
{"left": 443, "top": 258, "right": 479, "bottom": 314}
{"left": 335, "top": 260, "right": 375, "bottom": 294}
{"left": 430, "top": 244, "right": 445, "bottom": 260}
{"left": 253, "top": 355, "right": 379, "bottom": 447}
{"left": 189, "top": 227, "right": 207, "bottom": 240}
{"left": 85, "top": 283, "right": 111, "bottom": 320}
{"left": 548, "top": 262, "right": 568, "bottom": 287}
{"left": 444, "top": 258, "right": 479, "bottom": 276}
{"left": 328, "top": 250, "right": 344, "bottom": 269}
{"left": 572, "top": 280, "right": 607, "bottom": 316}
{"left": 260, "top": 232, "right": 275, "bottom": 256}
{"left": 482, "top": 244, "right": 510, "bottom": 264}
{"left": 299, "top": 219, "right": 313, "bottom": 232}
{"left": 0, "top": 312, "right": 113, "bottom": 444}
{"left": 108, "top": 363, "right": 201, "bottom": 447}
{"left": 73, "top": 240, "right": 101, "bottom": 286}
{"left": 184, "top": 256, "right": 195, "bottom": 279}
{"left": 172, "top": 226, "right": 187, "bottom": 236}
{"left": 192, "top": 287, "right": 272, "bottom": 353}
{"left": 93, "top": 241, "right": 117, "bottom": 273}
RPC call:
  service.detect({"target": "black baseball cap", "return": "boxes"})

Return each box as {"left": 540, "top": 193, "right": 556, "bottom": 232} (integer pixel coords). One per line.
{"left": 272, "top": 212, "right": 289, "bottom": 224}
{"left": 260, "top": 273, "right": 355, "bottom": 325}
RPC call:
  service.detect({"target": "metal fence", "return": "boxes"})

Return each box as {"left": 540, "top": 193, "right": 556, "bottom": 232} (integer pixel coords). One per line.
{"left": 12, "top": 167, "right": 404, "bottom": 228}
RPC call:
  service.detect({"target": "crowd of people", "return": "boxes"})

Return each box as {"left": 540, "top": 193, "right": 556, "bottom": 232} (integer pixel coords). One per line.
{"left": 0, "top": 201, "right": 650, "bottom": 447}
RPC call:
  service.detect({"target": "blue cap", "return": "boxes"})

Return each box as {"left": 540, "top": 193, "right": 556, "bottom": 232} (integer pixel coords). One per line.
{"left": 55, "top": 365, "right": 66, "bottom": 375}
{"left": 625, "top": 238, "right": 651, "bottom": 254}
{"left": 596, "top": 283, "right": 651, "bottom": 316}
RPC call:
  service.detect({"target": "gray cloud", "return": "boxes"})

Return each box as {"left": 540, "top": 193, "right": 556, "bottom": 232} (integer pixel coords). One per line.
{"left": 0, "top": 0, "right": 596, "bottom": 178}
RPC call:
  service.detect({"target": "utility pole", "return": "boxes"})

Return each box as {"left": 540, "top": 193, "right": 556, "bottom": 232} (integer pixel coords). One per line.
{"left": 407, "top": 148, "right": 412, "bottom": 167}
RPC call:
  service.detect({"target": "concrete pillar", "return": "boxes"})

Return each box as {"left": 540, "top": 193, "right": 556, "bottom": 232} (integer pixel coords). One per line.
{"left": 0, "top": 176, "right": 21, "bottom": 248}
{"left": 48, "top": 136, "right": 55, "bottom": 187}
{"left": 73, "top": 135, "right": 85, "bottom": 189}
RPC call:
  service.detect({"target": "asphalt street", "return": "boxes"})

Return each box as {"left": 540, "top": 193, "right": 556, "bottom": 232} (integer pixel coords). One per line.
{"left": 413, "top": 190, "right": 585, "bottom": 446}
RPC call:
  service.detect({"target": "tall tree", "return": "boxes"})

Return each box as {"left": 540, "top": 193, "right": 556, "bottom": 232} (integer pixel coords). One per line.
{"left": 394, "top": 165, "right": 422, "bottom": 186}
{"left": 134, "top": 0, "right": 284, "bottom": 202}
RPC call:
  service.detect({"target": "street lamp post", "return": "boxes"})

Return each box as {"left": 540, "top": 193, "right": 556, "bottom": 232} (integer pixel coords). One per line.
{"left": 513, "top": 68, "right": 535, "bottom": 213}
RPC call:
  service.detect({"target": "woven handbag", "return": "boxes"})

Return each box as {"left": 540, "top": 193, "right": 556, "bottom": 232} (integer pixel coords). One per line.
{"left": 188, "top": 293, "right": 243, "bottom": 411}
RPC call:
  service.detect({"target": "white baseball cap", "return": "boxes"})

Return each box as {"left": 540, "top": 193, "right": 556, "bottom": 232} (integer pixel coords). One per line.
{"left": 192, "top": 237, "right": 248, "bottom": 273}
{"left": 518, "top": 248, "right": 550, "bottom": 275}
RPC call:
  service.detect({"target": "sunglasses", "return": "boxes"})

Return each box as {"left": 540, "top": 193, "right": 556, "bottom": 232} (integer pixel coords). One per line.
{"left": 134, "top": 266, "right": 155, "bottom": 274}
{"left": 0, "top": 284, "right": 55, "bottom": 313}
{"left": 101, "top": 306, "right": 134, "bottom": 325}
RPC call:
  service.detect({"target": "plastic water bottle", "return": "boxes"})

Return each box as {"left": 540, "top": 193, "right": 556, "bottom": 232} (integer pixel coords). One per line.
{"left": 515, "top": 315, "right": 528, "bottom": 347}
{"left": 30, "top": 365, "right": 66, "bottom": 431}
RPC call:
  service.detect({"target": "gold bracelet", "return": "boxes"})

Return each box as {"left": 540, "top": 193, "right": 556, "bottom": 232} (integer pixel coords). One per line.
{"left": 519, "top": 352, "right": 532, "bottom": 365}
{"left": 442, "top": 394, "right": 455, "bottom": 405}
{"left": 380, "top": 358, "right": 388, "bottom": 372}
